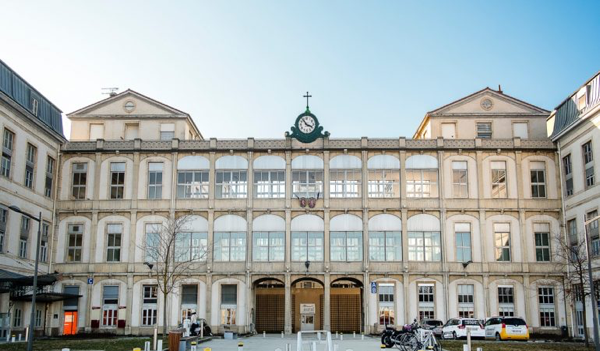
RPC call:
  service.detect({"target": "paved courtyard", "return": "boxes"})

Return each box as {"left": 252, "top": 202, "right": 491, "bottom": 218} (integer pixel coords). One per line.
{"left": 197, "top": 334, "right": 381, "bottom": 351}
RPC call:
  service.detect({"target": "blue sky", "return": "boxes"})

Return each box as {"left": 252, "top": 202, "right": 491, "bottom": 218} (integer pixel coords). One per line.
{"left": 1, "top": 0, "right": 599, "bottom": 139}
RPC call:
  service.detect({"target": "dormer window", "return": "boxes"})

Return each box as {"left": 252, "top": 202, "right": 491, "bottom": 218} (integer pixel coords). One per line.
{"left": 31, "top": 98, "right": 39, "bottom": 116}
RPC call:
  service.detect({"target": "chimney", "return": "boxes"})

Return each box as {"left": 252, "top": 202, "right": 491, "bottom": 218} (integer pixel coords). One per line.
{"left": 498, "top": 85, "right": 503, "bottom": 94}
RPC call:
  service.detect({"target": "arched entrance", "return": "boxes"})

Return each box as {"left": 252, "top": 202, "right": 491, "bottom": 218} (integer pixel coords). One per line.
{"left": 331, "top": 277, "right": 363, "bottom": 333}
{"left": 292, "top": 277, "right": 324, "bottom": 332}
{"left": 254, "top": 278, "right": 285, "bottom": 333}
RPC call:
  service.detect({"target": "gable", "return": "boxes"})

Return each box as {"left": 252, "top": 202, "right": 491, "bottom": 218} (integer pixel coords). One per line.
{"left": 68, "top": 90, "right": 188, "bottom": 117}
{"left": 430, "top": 89, "right": 548, "bottom": 116}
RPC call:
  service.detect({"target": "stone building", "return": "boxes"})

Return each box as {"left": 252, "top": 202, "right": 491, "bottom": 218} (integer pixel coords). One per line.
{"left": 0, "top": 59, "right": 66, "bottom": 338}
{"left": 46, "top": 86, "right": 567, "bottom": 337}
{"left": 548, "top": 70, "right": 600, "bottom": 338}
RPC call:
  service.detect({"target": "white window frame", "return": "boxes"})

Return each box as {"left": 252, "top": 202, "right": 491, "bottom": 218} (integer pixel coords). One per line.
{"left": 330, "top": 169, "right": 361, "bottom": 198}
{"left": 491, "top": 161, "right": 507, "bottom": 198}
{"left": 106, "top": 223, "right": 122, "bottom": 262}
{"left": 253, "top": 170, "right": 285, "bottom": 198}
{"left": 368, "top": 169, "right": 399, "bottom": 198}
{"left": 253, "top": 231, "right": 284, "bottom": 262}
{"left": 418, "top": 284, "right": 435, "bottom": 320}
{"left": 457, "top": 284, "right": 475, "bottom": 318}
{"left": 147, "top": 162, "right": 163, "bottom": 199}
{"left": 291, "top": 232, "right": 324, "bottom": 262}
{"left": 292, "top": 170, "right": 323, "bottom": 198}
{"left": 538, "top": 287, "right": 556, "bottom": 327}
{"left": 142, "top": 285, "right": 158, "bottom": 326}
{"left": 214, "top": 232, "right": 246, "bottom": 262}
{"left": 109, "top": 162, "right": 126, "bottom": 199}
{"left": 494, "top": 223, "right": 511, "bottom": 262}
{"left": 216, "top": 170, "right": 248, "bottom": 199}
{"left": 408, "top": 231, "right": 441, "bottom": 262}
{"left": 498, "top": 286, "right": 515, "bottom": 317}
{"left": 330, "top": 231, "right": 363, "bottom": 262}
{"left": 72, "top": 162, "right": 88, "bottom": 200}
{"left": 368, "top": 231, "right": 402, "bottom": 261}
{"left": 177, "top": 170, "right": 209, "bottom": 199}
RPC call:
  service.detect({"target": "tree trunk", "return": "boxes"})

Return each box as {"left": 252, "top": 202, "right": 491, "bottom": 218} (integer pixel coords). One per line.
{"left": 163, "top": 291, "right": 168, "bottom": 339}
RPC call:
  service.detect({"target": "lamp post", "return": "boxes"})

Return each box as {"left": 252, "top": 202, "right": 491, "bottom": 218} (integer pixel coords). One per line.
{"left": 583, "top": 213, "right": 600, "bottom": 351}
{"left": 8, "top": 206, "right": 41, "bottom": 351}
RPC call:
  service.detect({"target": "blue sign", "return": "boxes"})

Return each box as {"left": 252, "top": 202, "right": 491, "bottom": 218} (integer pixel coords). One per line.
{"left": 87, "top": 277, "right": 94, "bottom": 285}
{"left": 370, "top": 282, "right": 377, "bottom": 294}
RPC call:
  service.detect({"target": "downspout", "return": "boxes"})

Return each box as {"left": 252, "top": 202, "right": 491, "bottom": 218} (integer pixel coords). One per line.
{"left": 47, "top": 146, "right": 62, "bottom": 337}
{"left": 556, "top": 140, "right": 574, "bottom": 337}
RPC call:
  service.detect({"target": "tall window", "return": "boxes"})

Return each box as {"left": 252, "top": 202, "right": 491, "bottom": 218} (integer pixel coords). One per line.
{"left": 214, "top": 232, "right": 246, "bottom": 262}
{"left": 494, "top": 223, "right": 511, "bottom": 262}
{"left": 216, "top": 170, "right": 247, "bottom": 198}
{"left": 330, "top": 169, "right": 361, "bottom": 198}
{"left": 181, "top": 285, "right": 198, "bottom": 323}
{"left": 35, "top": 309, "right": 42, "bottom": 327}
{"left": 498, "top": 286, "right": 515, "bottom": 317}
{"left": 369, "top": 231, "right": 402, "bottom": 261}
{"left": 63, "top": 286, "right": 80, "bottom": 311}
{"left": 177, "top": 171, "right": 209, "bottom": 198}
{"left": 19, "top": 239, "right": 27, "bottom": 258}
{"left": 583, "top": 141, "right": 595, "bottom": 188}
{"left": 41, "top": 222, "right": 49, "bottom": 262}
{"left": 378, "top": 283, "right": 395, "bottom": 326}
{"left": 160, "top": 124, "right": 175, "bottom": 140}
{"left": 457, "top": 284, "right": 475, "bottom": 318}
{"left": 20, "top": 217, "right": 29, "bottom": 258}
{"left": 221, "top": 284, "right": 237, "bottom": 325}
{"left": 67, "top": 224, "right": 83, "bottom": 262}
{"left": 530, "top": 162, "right": 546, "bottom": 198}
{"left": 587, "top": 210, "right": 599, "bottom": 256}
{"left": 491, "top": 161, "right": 507, "bottom": 198}
{"left": 407, "top": 169, "right": 438, "bottom": 198}
{"left": 142, "top": 285, "right": 158, "bottom": 326}
{"left": 145, "top": 223, "right": 161, "bottom": 262}
{"left": 568, "top": 218, "right": 578, "bottom": 244}
{"left": 408, "top": 231, "right": 441, "bottom": 261}
{"left": 106, "top": 224, "right": 122, "bottom": 262}
{"left": 72, "top": 163, "right": 88, "bottom": 200}
{"left": 110, "top": 162, "right": 126, "bottom": 199}
{"left": 175, "top": 232, "right": 207, "bottom": 262}
{"left": 330, "top": 231, "right": 363, "bottom": 261}
{"left": 254, "top": 170, "right": 285, "bottom": 198}
{"left": 13, "top": 308, "right": 21, "bottom": 327}
{"left": 24, "top": 143, "right": 36, "bottom": 189}
{"left": 291, "top": 232, "right": 324, "bottom": 261}
{"left": 147, "top": 162, "right": 163, "bottom": 199}
{"left": 476, "top": 122, "right": 492, "bottom": 138}
{"left": 45, "top": 156, "right": 55, "bottom": 197}
{"left": 102, "top": 286, "right": 119, "bottom": 327}
{"left": 563, "top": 155, "right": 573, "bottom": 196}
{"left": 0, "top": 207, "right": 6, "bottom": 252}
{"left": 368, "top": 169, "right": 399, "bottom": 198}
{"left": 292, "top": 170, "right": 323, "bottom": 198}
{"left": 1, "top": 129, "right": 14, "bottom": 178}
{"left": 539, "top": 287, "right": 556, "bottom": 327}
{"left": 253, "top": 232, "right": 284, "bottom": 262}
{"left": 534, "top": 223, "right": 551, "bottom": 262}
{"left": 418, "top": 284, "right": 435, "bottom": 319}
{"left": 452, "top": 161, "right": 468, "bottom": 198}
{"left": 455, "top": 223, "right": 472, "bottom": 263}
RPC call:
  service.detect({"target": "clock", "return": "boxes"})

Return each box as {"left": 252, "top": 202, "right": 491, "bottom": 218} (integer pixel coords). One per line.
{"left": 287, "top": 109, "right": 329, "bottom": 143}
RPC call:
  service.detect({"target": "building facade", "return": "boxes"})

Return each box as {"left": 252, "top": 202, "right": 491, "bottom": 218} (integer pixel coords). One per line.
{"left": 549, "top": 70, "right": 600, "bottom": 338}
{"left": 0, "top": 59, "right": 66, "bottom": 338}
{"left": 46, "top": 87, "right": 567, "bottom": 337}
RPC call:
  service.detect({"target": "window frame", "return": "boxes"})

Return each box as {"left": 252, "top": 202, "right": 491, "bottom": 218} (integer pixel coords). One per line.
{"left": 109, "top": 162, "right": 126, "bottom": 199}
{"left": 1, "top": 128, "right": 14, "bottom": 178}
{"left": 177, "top": 170, "right": 209, "bottom": 199}
{"left": 368, "top": 231, "right": 402, "bottom": 262}
{"left": 406, "top": 169, "right": 438, "bottom": 198}
{"left": 252, "top": 231, "right": 285, "bottom": 262}
{"left": 367, "top": 169, "right": 400, "bottom": 198}
{"left": 491, "top": 161, "right": 508, "bottom": 198}
{"left": 292, "top": 170, "right": 323, "bottom": 198}
{"left": 215, "top": 170, "right": 248, "bottom": 199}
{"left": 408, "top": 231, "right": 441, "bottom": 262}
{"left": 563, "top": 154, "right": 573, "bottom": 197}
{"left": 493, "top": 223, "right": 511, "bottom": 262}
{"left": 106, "top": 223, "right": 123, "bottom": 262}
{"left": 24, "top": 143, "right": 36, "bottom": 189}
{"left": 329, "top": 169, "right": 361, "bottom": 198}
{"left": 147, "top": 162, "right": 163, "bottom": 199}
{"left": 253, "top": 170, "right": 285, "bottom": 198}
{"left": 330, "top": 231, "right": 363, "bottom": 262}
{"left": 214, "top": 232, "right": 246, "bottom": 262}
{"left": 71, "top": 162, "right": 88, "bottom": 200}
{"left": 67, "top": 223, "right": 84, "bottom": 262}
{"left": 583, "top": 141, "right": 595, "bottom": 189}
{"left": 291, "top": 231, "right": 324, "bottom": 262}
{"left": 455, "top": 223, "right": 472, "bottom": 263}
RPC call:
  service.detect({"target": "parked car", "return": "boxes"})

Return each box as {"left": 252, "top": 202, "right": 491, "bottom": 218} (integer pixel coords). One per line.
{"left": 441, "top": 318, "right": 485, "bottom": 339}
{"left": 419, "top": 319, "right": 444, "bottom": 337}
{"left": 484, "top": 316, "right": 529, "bottom": 341}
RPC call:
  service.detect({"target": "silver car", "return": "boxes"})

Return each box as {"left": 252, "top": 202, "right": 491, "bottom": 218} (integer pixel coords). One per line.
{"left": 419, "top": 318, "right": 444, "bottom": 336}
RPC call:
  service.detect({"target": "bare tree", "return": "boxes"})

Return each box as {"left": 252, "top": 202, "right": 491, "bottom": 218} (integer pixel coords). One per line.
{"left": 140, "top": 214, "right": 209, "bottom": 338}
{"left": 553, "top": 231, "right": 592, "bottom": 346}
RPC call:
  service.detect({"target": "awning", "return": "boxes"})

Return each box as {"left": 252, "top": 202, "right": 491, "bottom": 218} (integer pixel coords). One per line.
{"left": 11, "top": 292, "right": 81, "bottom": 303}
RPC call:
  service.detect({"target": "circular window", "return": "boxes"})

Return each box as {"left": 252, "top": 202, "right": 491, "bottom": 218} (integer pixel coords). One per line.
{"left": 123, "top": 100, "right": 136, "bottom": 113}
{"left": 480, "top": 98, "right": 493, "bottom": 111}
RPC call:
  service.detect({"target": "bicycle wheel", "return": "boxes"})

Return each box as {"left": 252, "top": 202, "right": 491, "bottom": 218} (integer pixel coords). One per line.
{"left": 401, "top": 333, "right": 420, "bottom": 351}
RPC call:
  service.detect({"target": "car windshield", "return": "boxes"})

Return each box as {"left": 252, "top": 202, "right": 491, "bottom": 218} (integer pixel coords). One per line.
{"left": 504, "top": 318, "right": 526, "bottom": 326}
{"left": 426, "top": 320, "right": 443, "bottom": 326}
{"left": 462, "top": 320, "right": 480, "bottom": 326}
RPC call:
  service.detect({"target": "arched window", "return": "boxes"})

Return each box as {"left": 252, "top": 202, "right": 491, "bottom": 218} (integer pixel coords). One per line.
{"left": 214, "top": 215, "right": 247, "bottom": 262}
{"left": 330, "top": 155, "right": 362, "bottom": 198}
{"left": 252, "top": 215, "right": 285, "bottom": 262}
{"left": 330, "top": 214, "right": 363, "bottom": 262}
{"left": 292, "top": 156, "right": 323, "bottom": 198}
{"left": 253, "top": 156, "right": 286, "bottom": 199}
{"left": 407, "top": 214, "right": 440, "bottom": 261}
{"left": 291, "top": 215, "right": 324, "bottom": 262}
{"left": 367, "top": 155, "right": 400, "bottom": 198}
{"left": 216, "top": 156, "right": 248, "bottom": 199}
{"left": 368, "top": 214, "right": 402, "bottom": 261}
{"left": 177, "top": 156, "right": 210, "bottom": 199}
{"left": 406, "top": 155, "right": 438, "bottom": 198}
{"left": 176, "top": 216, "right": 208, "bottom": 262}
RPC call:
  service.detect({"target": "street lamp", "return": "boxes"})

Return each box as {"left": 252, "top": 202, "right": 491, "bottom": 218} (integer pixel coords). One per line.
{"left": 584, "top": 213, "right": 600, "bottom": 351}
{"left": 8, "top": 206, "right": 41, "bottom": 351}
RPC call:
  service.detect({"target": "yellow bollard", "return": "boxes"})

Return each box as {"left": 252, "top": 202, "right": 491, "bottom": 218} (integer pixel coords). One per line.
{"left": 204, "top": 348, "right": 212, "bottom": 351}
{"left": 381, "top": 345, "right": 386, "bottom": 349}
{"left": 133, "top": 348, "right": 141, "bottom": 351}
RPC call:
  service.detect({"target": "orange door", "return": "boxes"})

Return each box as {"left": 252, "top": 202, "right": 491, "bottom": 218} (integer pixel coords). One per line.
{"left": 63, "top": 311, "right": 78, "bottom": 335}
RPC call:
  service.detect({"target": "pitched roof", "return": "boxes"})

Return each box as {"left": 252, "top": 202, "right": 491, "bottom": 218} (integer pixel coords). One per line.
{"left": 67, "top": 89, "right": 189, "bottom": 116}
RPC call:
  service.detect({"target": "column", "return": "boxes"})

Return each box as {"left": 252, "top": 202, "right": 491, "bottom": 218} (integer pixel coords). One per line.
{"left": 363, "top": 272, "right": 370, "bottom": 334}
{"left": 125, "top": 274, "right": 134, "bottom": 334}
{"left": 206, "top": 274, "right": 213, "bottom": 327}
{"left": 323, "top": 151, "right": 330, "bottom": 208}
{"left": 285, "top": 273, "right": 292, "bottom": 334}
{"left": 324, "top": 273, "right": 331, "bottom": 331}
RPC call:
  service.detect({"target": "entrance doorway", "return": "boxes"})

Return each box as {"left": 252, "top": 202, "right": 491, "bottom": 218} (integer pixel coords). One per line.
{"left": 254, "top": 278, "right": 285, "bottom": 333}
{"left": 330, "top": 278, "right": 363, "bottom": 333}
{"left": 292, "top": 277, "right": 324, "bottom": 333}
{"left": 63, "top": 311, "right": 78, "bottom": 335}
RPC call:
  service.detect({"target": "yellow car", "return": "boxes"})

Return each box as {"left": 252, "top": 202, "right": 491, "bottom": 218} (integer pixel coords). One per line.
{"left": 484, "top": 317, "right": 529, "bottom": 341}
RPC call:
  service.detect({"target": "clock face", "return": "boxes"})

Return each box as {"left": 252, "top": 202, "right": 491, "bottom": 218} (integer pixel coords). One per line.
{"left": 298, "top": 115, "right": 316, "bottom": 133}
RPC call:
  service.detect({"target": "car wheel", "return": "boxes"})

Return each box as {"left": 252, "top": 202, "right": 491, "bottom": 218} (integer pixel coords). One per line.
{"left": 495, "top": 332, "right": 501, "bottom": 341}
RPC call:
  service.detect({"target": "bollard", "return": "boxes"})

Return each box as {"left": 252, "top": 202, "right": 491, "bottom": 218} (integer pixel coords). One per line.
{"left": 334, "top": 344, "right": 339, "bottom": 351}
{"left": 340, "top": 332, "right": 343, "bottom": 341}
{"left": 238, "top": 341, "right": 244, "bottom": 351}
{"left": 264, "top": 331, "right": 266, "bottom": 338}
{"left": 312, "top": 341, "right": 317, "bottom": 351}
{"left": 476, "top": 348, "right": 483, "bottom": 351}
{"left": 153, "top": 327, "right": 158, "bottom": 351}
{"left": 317, "top": 331, "right": 321, "bottom": 340}
{"left": 18, "top": 334, "right": 21, "bottom": 342}
{"left": 380, "top": 344, "right": 386, "bottom": 349}
{"left": 133, "top": 348, "right": 141, "bottom": 351}
{"left": 191, "top": 341, "right": 197, "bottom": 351}
{"left": 204, "top": 348, "right": 212, "bottom": 351}
{"left": 361, "top": 334, "right": 364, "bottom": 340}
{"left": 336, "top": 331, "right": 339, "bottom": 339}
{"left": 62, "top": 349, "right": 70, "bottom": 351}
{"left": 353, "top": 331, "right": 356, "bottom": 338}
{"left": 281, "top": 331, "right": 284, "bottom": 338}
{"left": 286, "top": 343, "right": 291, "bottom": 351}
{"left": 157, "top": 340, "right": 163, "bottom": 351}
{"left": 11, "top": 335, "right": 15, "bottom": 342}
{"left": 25, "top": 327, "right": 28, "bottom": 343}
{"left": 467, "top": 328, "right": 472, "bottom": 351}
{"left": 463, "top": 345, "right": 469, "bottom": 351}
{"left": 144, "top": 340, "right": 151, "bottom": 351}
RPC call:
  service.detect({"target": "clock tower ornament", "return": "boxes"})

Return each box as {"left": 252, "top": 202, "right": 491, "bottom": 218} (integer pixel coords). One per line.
{"left": 286, "top": 92, "right": 330, "bottom": 143}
